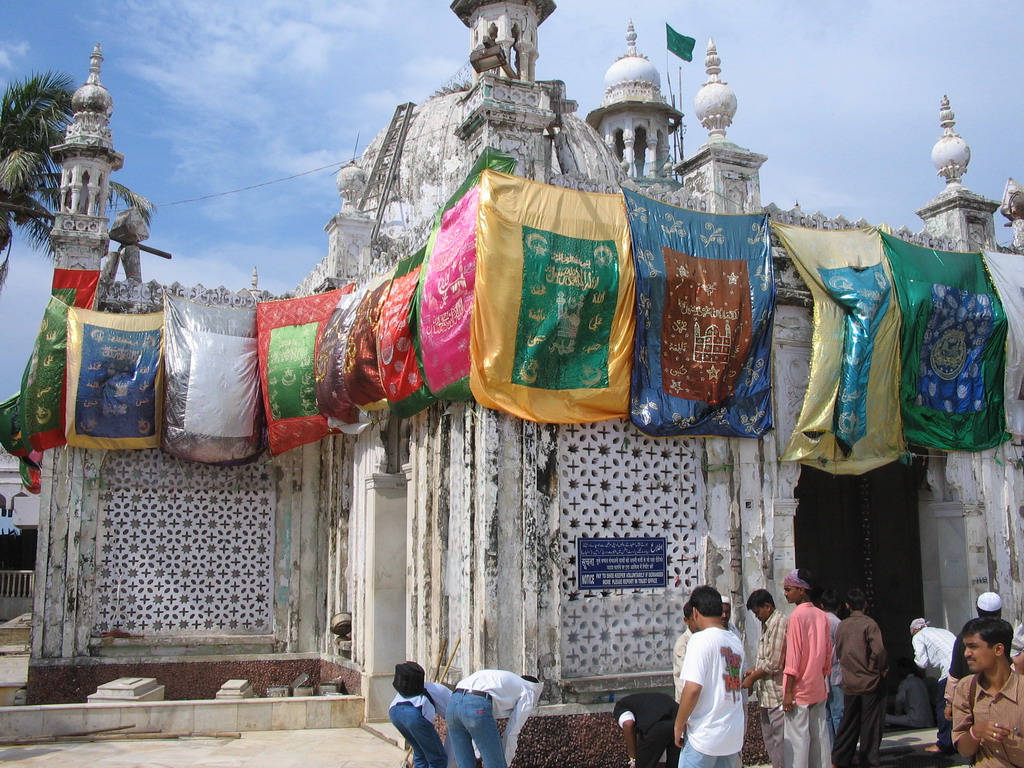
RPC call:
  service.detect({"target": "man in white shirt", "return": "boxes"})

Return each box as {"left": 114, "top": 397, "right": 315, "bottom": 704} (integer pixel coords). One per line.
{"left": 673, "top": 585, "right": 746, "bottom": 768}
{"left": 910, "top": 618, "right": 956, "bottom": 754}
{"left": 388, "top": 661, "right": 452, "bottom": 768}
{"left": 447, "top": 668, "right": 543, "bottom": 768}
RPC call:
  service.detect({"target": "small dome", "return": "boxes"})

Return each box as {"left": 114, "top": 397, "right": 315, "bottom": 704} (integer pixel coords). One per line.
{"left": 72, "top": 82, "right": 112, "bottom": 116}
{"left": 604, "top": 55, "right": 660, "bottom": 91}
{"left": 603, "top": 21, "right": 660, "bottom": 91}
{"left": 336, "top": 162, "right": 367, "bottom": 199}
{"left": 72, "top": 44, "right": 113, "bottom": 117}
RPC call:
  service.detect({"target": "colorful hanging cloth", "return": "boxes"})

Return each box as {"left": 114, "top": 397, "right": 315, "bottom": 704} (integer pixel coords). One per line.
{"left": 257, "top": 290, "right": 343, "bottom": 455}
{"left": 773, "top": 224, "right": 905, "bottom": 472}
{"left": 21, "top": 296, "right": 71, "bottom": 452}
{"left": 65, "top": 307, "right": 163, "bottom": 449}
{"left": 0, "top": 394, "right": 25, "bottom": 456}
{"left": 882, "top": 233, "right": 1007, "bottom": 451}
{"left": 983, "top": 250, "right": 1024, "bottom": 439}
{"left": 51, "top": 268, "right": 99, "bottom": 309}
{"left": 162, "top": 295, "right": 265, "bottom": 465}
{"left": 624, "top": 188, "right": 773, "bottom": 437}
{"left": 417, "top": 149, "right": 517, "bottom": 401}
{"left": 470, "top": 170, "right": 635, "bottom": 423}
{"left": 377, "top": 248, "right": 435, "bottom": 418}
{"left": 314, "top": 287, "right": 369, "bottom": 426}
{"left": 343, "top": 271, "right": 393, "bottom": 412}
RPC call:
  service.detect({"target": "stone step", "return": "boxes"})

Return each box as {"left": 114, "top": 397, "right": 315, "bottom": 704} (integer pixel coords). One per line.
{"left": 361, "top": 718, "right": 404, "bottom": 748}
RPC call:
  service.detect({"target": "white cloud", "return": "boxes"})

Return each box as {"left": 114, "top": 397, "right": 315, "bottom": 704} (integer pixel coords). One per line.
{"left": 0, "top": 40, "right": 29, "bottom": 74}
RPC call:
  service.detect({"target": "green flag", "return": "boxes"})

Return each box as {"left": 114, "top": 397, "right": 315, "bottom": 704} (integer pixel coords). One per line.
{"left": 666, "top": 24, "right": 695, "bottom": 62}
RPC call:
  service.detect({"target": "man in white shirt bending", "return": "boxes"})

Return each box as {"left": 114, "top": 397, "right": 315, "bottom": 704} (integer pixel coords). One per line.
{"left": 673, "top": 585, "right": 746, "bottom": 768}
{"left": 447, "top": 668, "right": 543, "bottom": 768}
{"left": 388, "top": 661, "right": 452, "bottom": 768}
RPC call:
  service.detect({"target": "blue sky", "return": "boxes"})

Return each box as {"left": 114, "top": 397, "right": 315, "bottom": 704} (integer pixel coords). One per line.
{"left": 1, "top": 0, "right": 1022, "bottom": 397}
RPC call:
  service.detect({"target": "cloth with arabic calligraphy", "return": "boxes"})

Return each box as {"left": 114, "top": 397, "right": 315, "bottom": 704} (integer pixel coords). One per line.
{"left": 65, "top": 307, "right": 163, "bottom": 450}
{"left": 470, "top": 170, "right": 634, "bottom": 423}
{"left": 624, "top": 188, "right": 773, "bottom": 437}
{"left": 378, "top": 248, "right": 435, "bottom": 418}
{"left": 417, "top": 149, "right": 517, "bottom": 401}
{"left": 773, "top": 224, "right": 905, "bottom": 473}
{"left": 882, "top": 233, "right": 1007, "bottom": 451}
{"left": 162, "top": 294, "right": 265, "bottom": 465}
{"left": 258, "top": 290, "right": 343, "bottom": 455}
{"left": 982, "top": 250, "right": 1024, "bottom": 439}
{"left": 20, "top": 296, "right": 71, "bottom": 452}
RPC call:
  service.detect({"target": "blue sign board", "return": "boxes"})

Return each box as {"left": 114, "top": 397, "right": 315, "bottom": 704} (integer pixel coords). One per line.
{"left": 577, "top": 537, "right": 667, "bottom": 590}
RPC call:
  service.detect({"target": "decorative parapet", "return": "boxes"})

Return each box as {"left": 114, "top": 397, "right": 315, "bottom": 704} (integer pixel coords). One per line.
{"left": 763, "top": 202, "right": 955, "bottom": 251}
{"left": 98, "top": 279, "right": 280, "bottom": 314}
{"left": 295, "top": 259, "right": 333, "bottom": 298}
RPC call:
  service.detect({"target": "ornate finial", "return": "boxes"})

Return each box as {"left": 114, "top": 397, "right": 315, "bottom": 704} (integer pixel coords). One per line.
{"left": 931, "top": 94, "right": 970, "bottom": 187}
{"left": 694, "top": 38, "right": 736, "bottom": 140}
{"left": 251, "top": 267, "right": 259, "bottom": 290}
{"left": 625, "top": 20, "right": 637, "bottom": 57}
{"left": 65, "top": 43, "right": 114, "bottom": 149}
{"left": 88, "top": 44, "right": 103, "bottom": 83}
{"left": 705, "top": 38, "right": 721, "bottom": 81}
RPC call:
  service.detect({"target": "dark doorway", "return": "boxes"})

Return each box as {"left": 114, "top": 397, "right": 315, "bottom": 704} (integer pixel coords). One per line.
{"left": 794, "top": 459, "right": 925, "bottom": 667}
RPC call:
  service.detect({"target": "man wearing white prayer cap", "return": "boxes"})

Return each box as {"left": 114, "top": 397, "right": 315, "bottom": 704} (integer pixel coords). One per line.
{"left": 945, "top": 593, "right": 1004, "bottom": 717}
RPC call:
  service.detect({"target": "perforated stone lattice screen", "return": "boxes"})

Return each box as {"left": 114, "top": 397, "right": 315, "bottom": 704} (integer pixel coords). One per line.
{"left": 93, "top": 450, "right": 275, "bottom": 636}
{"left": 558, "top": 421, "right": 702, "bottom": 677}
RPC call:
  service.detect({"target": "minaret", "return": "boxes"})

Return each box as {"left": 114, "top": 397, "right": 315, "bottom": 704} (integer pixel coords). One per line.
{"left": 676, "top": 40, "right": 765, "bottom": 214}
{"left": 915, "top": 96, "right": 997, "bottom": 251}
{"left": 586, "top": 21, "right": 682, "bottom": 184}
{"left": 452, "top": 0, "right": 562, "bottom": 179}
{"left": 452, "top": 0, "right": 554, "bottom": 83}
{"left": 50, "top": 44, "right": 124, "bottom": 273}
{"left": 320, "top": 162, "right": 372, "bottom": 289}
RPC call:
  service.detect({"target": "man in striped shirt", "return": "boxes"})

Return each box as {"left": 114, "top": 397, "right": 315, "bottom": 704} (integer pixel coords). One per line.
{"left": 742, "top": 589, "right": 788, "bottom": 768}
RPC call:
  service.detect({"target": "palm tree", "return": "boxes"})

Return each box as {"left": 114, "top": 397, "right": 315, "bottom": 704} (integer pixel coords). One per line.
{"left": 0, "top": 71, "right": 151, "bottom": 286}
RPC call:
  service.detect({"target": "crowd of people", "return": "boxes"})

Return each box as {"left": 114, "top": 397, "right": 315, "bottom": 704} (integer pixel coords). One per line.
{"left": 385, "top": 570, "right": 1024, "bottom": 768}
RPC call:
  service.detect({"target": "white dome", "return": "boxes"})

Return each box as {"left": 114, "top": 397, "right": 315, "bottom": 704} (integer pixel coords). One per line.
{"left": 336, "top": 162, "right": 367, "bottom": 198}
{"left": 604, "top": 55, "right": 660, "bottom": 91}
{"left": 931, "top": 135, "right": 970, "bottom": 174}
{"left": 694, "top": 81, "right": 737, "bottom": 129}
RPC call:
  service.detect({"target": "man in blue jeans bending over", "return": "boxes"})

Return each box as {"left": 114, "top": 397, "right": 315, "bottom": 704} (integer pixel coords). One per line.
{"left": 447, "top": 669, "right": 543, "bottom": 768}
{"left": 388, "top": 661, "right": 452, "bottom": 768}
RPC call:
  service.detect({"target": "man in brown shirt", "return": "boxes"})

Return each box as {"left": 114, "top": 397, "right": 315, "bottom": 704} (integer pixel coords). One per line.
{"left": 831, "top": 588, "right": 888, "bottom": 768}
{"left": 952, "top": 617, "right": 1024, "bottom": 768}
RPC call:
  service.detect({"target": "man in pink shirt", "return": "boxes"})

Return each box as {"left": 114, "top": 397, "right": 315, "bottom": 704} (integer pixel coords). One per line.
{"left": 781, "top": 569, "right": 833, "bottom": 768}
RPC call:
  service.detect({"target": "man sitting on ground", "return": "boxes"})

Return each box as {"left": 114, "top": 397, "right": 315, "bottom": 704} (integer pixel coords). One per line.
{"left": 886, "top": 658, "right": 933, "bottom": 729}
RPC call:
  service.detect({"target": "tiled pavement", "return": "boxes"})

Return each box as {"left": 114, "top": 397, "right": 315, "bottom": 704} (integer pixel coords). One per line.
{"left": 0, "top": 727, "right": 406, "bottom": 768}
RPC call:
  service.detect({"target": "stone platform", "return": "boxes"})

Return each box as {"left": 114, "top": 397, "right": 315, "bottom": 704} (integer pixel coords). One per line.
{"left": 0, "top": 695, "right": 363, "bottom": 741}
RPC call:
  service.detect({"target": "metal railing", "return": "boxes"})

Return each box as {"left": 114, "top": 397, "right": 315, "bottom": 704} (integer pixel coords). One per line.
{"left": 0, "top": 570, "right": 34, "bottom": 599}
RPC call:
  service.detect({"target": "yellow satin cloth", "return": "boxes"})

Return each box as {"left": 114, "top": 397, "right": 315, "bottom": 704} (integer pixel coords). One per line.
{"left": 773, "top": 224, "right": 905, "bottom": 474}
{"left": 470, "top": 170, "right": 635, "bottom": 423}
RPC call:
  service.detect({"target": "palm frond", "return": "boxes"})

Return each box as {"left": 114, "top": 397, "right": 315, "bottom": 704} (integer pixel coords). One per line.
{"left": 109, "top": 182, "right": 154, "bottom": 224}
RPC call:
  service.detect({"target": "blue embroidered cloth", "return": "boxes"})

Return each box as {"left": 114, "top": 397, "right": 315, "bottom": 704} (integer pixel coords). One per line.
{"left": 623, "top": 189, "right": 774, "bottom": 437}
